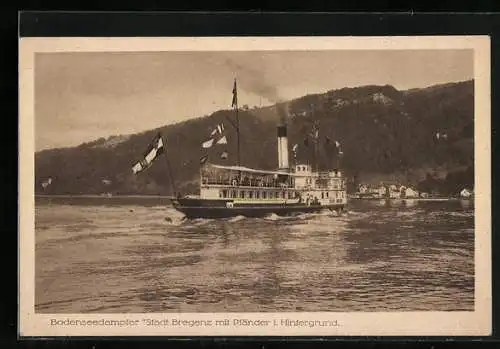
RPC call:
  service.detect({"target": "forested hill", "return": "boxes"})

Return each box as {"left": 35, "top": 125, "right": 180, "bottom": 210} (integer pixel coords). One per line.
{"left": 35, "top": 80, "right": 474, "bottom": 196}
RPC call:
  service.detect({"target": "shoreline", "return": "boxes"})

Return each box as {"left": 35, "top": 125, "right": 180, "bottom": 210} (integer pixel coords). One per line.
{"left": 35, "top": 194, "right": 175, "bottom": 199}
{"left": 348, "top": 197, "right": 473, "bottom": 201}
{"left": 35, "top": 194, "right": 473, "bottom": 202}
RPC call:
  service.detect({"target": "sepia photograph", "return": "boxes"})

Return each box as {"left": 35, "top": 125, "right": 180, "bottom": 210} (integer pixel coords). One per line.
{"left": 19, "top": 36, "right": 491, "bottom": 336}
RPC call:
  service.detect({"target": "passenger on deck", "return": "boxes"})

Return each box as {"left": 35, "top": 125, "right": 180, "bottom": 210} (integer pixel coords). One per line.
{"left": 243, "top": 176, "right": 250, "bottom": 186}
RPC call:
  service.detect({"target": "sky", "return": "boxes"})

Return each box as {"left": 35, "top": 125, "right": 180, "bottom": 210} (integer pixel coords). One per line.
{"left": 35, "top": 49, "right": 473, "bottom": 151}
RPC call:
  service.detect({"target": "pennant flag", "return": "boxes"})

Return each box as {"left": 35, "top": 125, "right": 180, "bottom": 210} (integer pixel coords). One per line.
{"left": 310, "top": 121, "right": 320, "bottom": 140}
{"left": 216, "top": 135, "right": 228, "bottom": 145}
{"left": 200, "top": 155, "right": 209, "bottom": 165}
{"left": 334, "top": 140, "right": 343, "bottom": 155}
{"left": 202, "top": 138, "right": 214, "bottom": 148}
{"left": 221, "top": 151, "right": 228, "bottom": 159}
{"left": 292, "top": 144, "right": 298, "bottom": 159}
{"left": 132, "top": 133, "right": 164, "bottom": 174}
{"left": 231, "top": 79, "right": 238, "bottom": 108}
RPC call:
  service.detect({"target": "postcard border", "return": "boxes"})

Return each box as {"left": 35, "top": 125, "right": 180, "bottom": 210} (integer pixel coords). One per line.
{"left": 19, "top": 35, "right": 492, "bottom": 337}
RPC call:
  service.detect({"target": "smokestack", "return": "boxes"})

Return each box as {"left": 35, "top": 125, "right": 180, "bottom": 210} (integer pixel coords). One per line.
{"left": 277, "top": 124, "right": 289, "bottom": 170}
{"left": 277, "top": 104, "right": 289, "bottom": 170}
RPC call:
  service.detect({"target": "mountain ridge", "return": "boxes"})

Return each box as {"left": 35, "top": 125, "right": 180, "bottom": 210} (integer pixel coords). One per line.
{"left": 35, "top": 79, "right": 474, "bottom": 196}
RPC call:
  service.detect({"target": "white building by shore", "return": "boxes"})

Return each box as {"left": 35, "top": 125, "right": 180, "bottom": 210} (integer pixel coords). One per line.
{"left": 460, "top": 188, "right": 473, "bottom": 198}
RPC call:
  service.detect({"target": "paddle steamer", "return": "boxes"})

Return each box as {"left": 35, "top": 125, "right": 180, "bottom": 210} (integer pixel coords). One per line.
{"left": 171, "top": 80, "right": 347, "bottom": 219}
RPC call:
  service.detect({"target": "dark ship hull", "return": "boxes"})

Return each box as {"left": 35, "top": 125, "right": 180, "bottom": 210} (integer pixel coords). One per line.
{"left": 172, "top": 197, "right": 346, "bottom": 219}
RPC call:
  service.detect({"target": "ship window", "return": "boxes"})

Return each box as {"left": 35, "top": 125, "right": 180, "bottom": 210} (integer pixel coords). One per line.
{"left": 326, "top": 192, "right": 329, "bottom": 198}
{"left": 263, "top": 191, "right": 267, "bottom": 199}
{"left": 222, "top": 190, "right": 227, "bottom": 198}
{"left": 249, "top": 191, "right": 253, "bottom": 198}
{"left": 256, "top": 191, "right": 260, "bottom": 199}
{"left": 231, "top": 190, "right": 237, "bottom": 198}
{"left": 239, "top": 191, "right": 245, "bottom": 198}
{"left": 275, "top": 191, "right": 279, "bottom": 198}
{"left": 321, "top": 192, "right": 324, "bottom": 199}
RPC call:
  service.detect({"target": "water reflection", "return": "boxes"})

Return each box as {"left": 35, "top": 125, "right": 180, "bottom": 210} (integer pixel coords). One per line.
{"left": 35, "top": 199, "right": 475, "bottom": 313}
{"left": 253, "top": 223, "right": 282, "bottom": 305}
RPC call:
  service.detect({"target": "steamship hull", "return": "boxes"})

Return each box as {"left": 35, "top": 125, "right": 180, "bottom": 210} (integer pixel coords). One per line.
{"left": 172, "top": 198, "right": 346, "bottom": 219}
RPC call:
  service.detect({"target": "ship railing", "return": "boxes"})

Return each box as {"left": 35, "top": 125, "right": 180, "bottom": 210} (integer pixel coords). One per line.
{"left": 202, "top": 178, "right": 291, "bottom": 189}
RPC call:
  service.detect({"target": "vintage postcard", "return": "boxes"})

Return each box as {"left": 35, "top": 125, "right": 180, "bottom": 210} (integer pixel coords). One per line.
{"left": 19, "top": 36, "right": 491, "bottom": 337}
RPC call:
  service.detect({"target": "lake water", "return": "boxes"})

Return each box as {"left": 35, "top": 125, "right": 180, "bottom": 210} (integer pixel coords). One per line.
{"left": 35, "top": 196, "right": 474, "bottom": 313}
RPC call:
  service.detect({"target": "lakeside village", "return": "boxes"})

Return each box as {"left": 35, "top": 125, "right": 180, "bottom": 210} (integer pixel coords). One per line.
{"left": 350, "top": 183, "right": 474, "bottom": 200}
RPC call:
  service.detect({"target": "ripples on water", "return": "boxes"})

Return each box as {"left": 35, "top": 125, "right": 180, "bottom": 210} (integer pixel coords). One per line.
{"left": 35, "top": 197, "right": 474, "bottom": 313}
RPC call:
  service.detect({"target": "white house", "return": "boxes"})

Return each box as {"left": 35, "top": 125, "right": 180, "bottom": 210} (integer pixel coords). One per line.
{"left": 41, "top": 177, "right": 52, "bottom": 189}
{"left": 376, "top": 185, "right": 386, "bottom": 197}
{"left": 460, "top": 188, "right": 473, "bottom": 198}
{"left": 404, "top": 187, "right": 419, "bottom": 198}
{"left": 358, "top": 184, "right": 369, "bottom": 194}
{"left": 388, "top": 184, "right": 400, "bottom": 198}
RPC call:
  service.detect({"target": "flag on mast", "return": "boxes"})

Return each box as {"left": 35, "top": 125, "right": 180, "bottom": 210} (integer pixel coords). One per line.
{"left": 231, "top": 79, "right": 238, "bottom": 108}
{"left": 310, "top": 121, "right": 319, "bottom": 140}
{"left": 216, "top": 135, "right": 227, "bottom": 145}
{"left": 210, "top": 123, "right": 225, "bottom": 136}
{"left": 202, "top": 138, "right": 214, "bottom": 148}
{"left": 292, "top": 144, "right": 298, "bottom": 158}
{"left": 132, "top": 133, "right": 165, "bottom": 174}
{"left": 335, "top": 140, "right": 343, "bottom": 155}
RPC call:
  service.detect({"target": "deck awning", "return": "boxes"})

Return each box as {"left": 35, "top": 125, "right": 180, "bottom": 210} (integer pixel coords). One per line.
{"left": 205, "top": 163, "right": 342, "bottom": 178}
{"left": 207, "top": 163, "right": 297, "bottom": 176}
